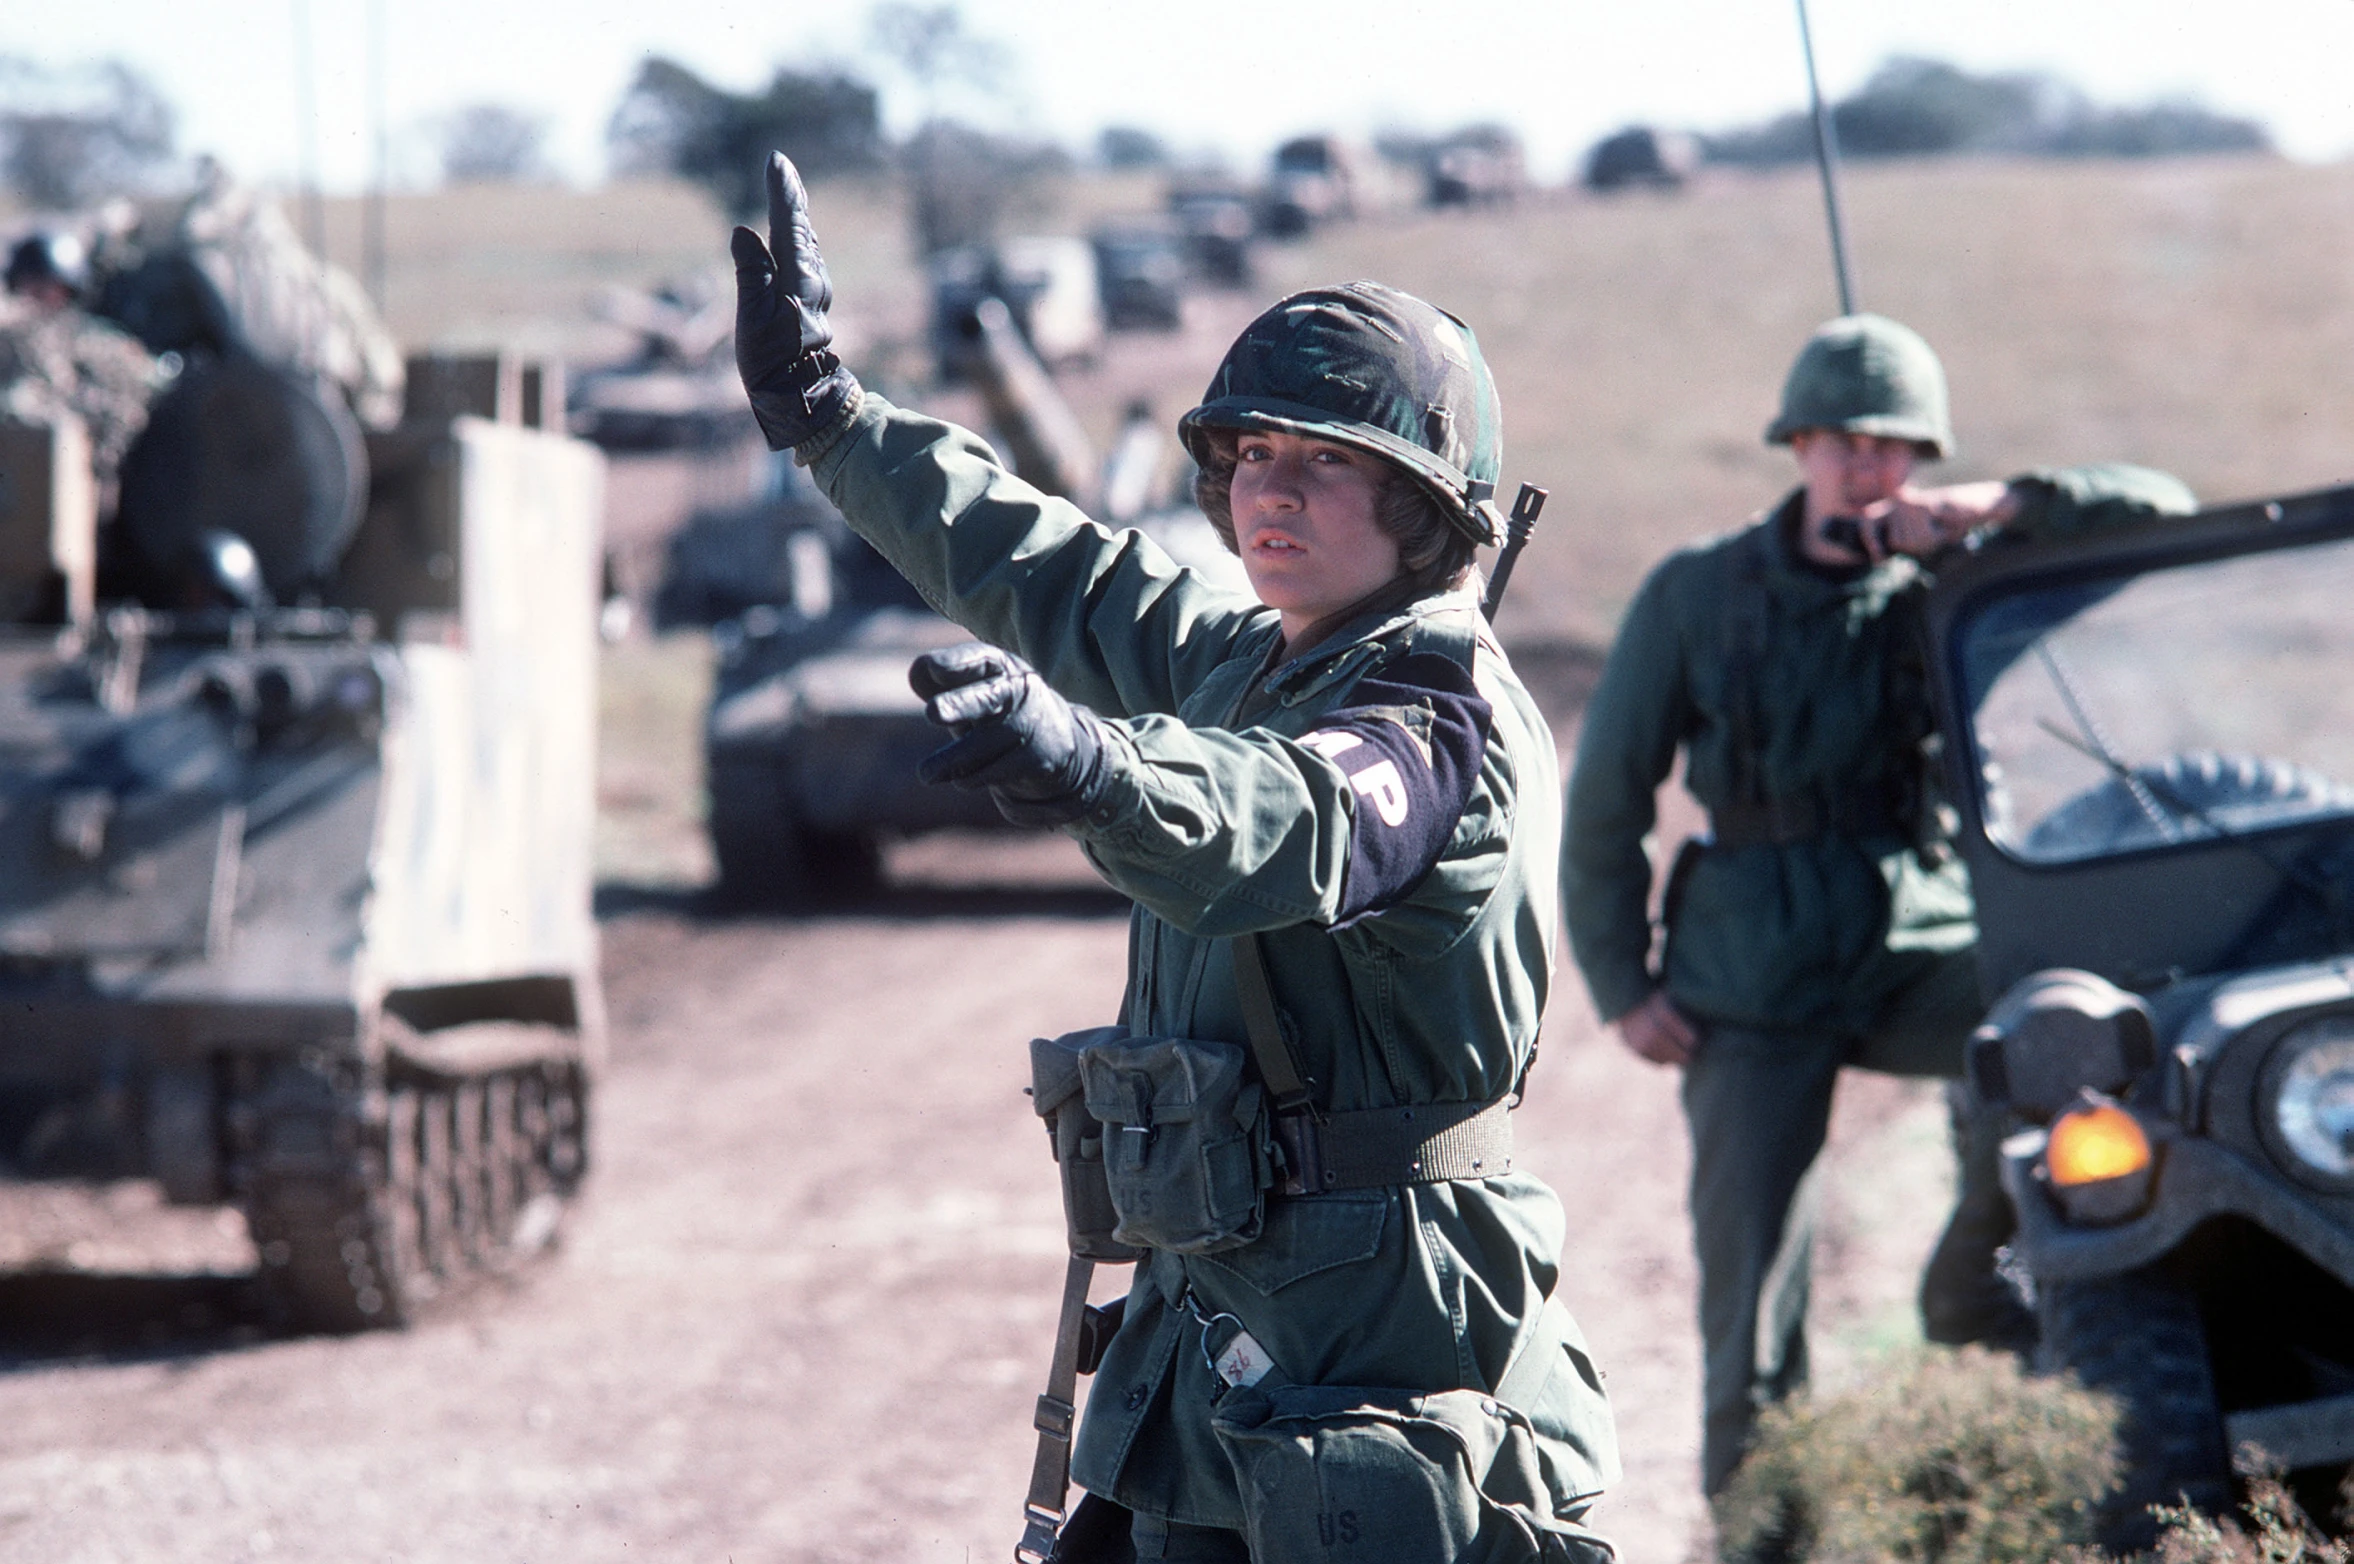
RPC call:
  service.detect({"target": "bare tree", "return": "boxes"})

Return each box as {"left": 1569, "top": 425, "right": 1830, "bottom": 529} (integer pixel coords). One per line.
{"left": 438, "top": 103, "right": 552, "bottom": 185}
{"left": 605, "top": 57, "right": 884, "bottom": 217}
{"left": 866, "top": 3, "right": 1010, "bottom": 123}
{"left": 0, "top": 56, "right": 176, "bottom": 208}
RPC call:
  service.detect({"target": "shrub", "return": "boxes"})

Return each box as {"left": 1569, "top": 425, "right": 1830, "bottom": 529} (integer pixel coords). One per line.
{"left": 1715, "top": 1346, "right": 2121, "bottom": 1564}
{"left": 2140, "top": 1460, "right": 2352, "bottom": 1564}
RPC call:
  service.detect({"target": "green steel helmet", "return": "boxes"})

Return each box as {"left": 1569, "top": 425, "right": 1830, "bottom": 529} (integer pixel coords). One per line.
{"left": 1178, "top": 281, "right": 1505, "bottom": 546}
{"left": 1765, "top": 312, "right": 1953, "bottom": 458}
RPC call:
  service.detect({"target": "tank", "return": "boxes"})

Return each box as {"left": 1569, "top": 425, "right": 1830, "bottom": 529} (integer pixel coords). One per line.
{"left": 1090, "top": 221, "right": 1186, "bottom": 331}
{"left": 0, "top": 349, "right": 604, "bottom": 1332}
{"left": 1922, "top": 485, "right": 2354, "bottom": 1542}
{"left": 1424, "top": 126, "right": 1527, "bottom": 209}
{"left": 567, "top": 272, "right": 758, "bottom": 452}
{"left": 1582, "top": 126, "right": 1700, "bottom": 192}
{"left": 699, "top": 306, "right": 1244, "bottom": 905}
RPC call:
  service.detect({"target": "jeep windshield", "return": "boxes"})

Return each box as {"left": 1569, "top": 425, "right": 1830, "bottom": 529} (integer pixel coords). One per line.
{"left": 1958, "top": 529, "right": 2354, "bottom": 866}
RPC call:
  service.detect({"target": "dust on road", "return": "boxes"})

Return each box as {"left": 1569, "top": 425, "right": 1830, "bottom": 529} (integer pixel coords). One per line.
{"left": 0, "top": 828, "right": 1951, "bottom": 1564}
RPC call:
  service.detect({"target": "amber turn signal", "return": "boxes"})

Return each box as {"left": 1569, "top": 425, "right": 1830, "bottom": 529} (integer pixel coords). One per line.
{"left": 2046, "top": 1099, "right": 2153, "bottom": 1187}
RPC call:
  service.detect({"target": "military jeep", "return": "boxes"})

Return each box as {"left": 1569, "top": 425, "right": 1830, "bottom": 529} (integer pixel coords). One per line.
{"left": 1927, "top": 485, "right": 2354, "bottom": 1537}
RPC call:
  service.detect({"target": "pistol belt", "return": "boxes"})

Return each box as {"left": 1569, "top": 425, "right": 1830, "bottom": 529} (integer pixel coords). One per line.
{"left": 1710, "top": 790, "right": 1899, "bottom": 849}
{"left": 1273, "top": 1096, "right": 1514, "bottom": 1197}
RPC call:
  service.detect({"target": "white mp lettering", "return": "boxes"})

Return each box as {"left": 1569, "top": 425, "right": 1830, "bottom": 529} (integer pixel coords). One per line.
{"left": 1350, "top": 760, "right": 1410, "bottom": 827}
{"left": 1299, "top": 730, "right": 1364, "bottom": 760}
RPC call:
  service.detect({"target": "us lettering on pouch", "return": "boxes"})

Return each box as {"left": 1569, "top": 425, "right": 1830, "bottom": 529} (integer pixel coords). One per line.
{"left": 1299, "top": 731, "right": 1410, "bottom": 827}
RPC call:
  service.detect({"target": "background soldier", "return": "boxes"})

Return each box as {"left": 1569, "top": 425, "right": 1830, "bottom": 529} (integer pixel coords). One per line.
{"left": 736, "top": 151, "right": 1617, "bottom": 1562}
{"left": 2, "top": 231, "right": 167, "bottom": 506}
{"left": 1559, "top": 313, "right": 2195, "bottom": 1497}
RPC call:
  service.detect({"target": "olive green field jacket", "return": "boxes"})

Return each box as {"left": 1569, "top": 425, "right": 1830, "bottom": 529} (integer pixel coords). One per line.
{"left": 1562, "top": 465, "right": 2197, "bottom": 1036}
{"left": 808, "top": 394, "right": 1620, "bottom": 1531}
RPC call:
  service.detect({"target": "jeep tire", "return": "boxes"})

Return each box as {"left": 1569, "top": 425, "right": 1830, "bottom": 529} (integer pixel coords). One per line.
{"left": 2036, "top": 1266, "right": 2232, "bottom": 1550}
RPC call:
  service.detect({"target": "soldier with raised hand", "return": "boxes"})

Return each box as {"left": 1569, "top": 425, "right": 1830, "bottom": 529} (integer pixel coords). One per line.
{"left": 735, "top": 151, "right": 1617, "bottom": 1562}
{"left": 1560, "top": 312, "right": 2196, "bottom": 1499}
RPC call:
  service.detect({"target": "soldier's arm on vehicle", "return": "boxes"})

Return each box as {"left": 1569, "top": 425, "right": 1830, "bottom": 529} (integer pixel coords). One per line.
{"left": 1874, "top": 463, "right": 2198, "bottom": 560}
{"left": 2000, "top": 462, "right": 2198, "bottom": 540}
{"left": 807, "top": 395, "right": 1264, "bottom": 718}
{"left": 1072, "top": 653, "right": 1500, "bottom": 945}
{"left": 1562, "top": 567, "right": 1693, "bottom": 1026}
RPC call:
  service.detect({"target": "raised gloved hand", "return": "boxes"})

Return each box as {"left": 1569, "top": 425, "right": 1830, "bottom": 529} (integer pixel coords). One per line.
{"left": 911, "top": 644, "right": 1111, "bottom": 827}
{"left": 731, "top": 151, "right": 860, "bottom": 453}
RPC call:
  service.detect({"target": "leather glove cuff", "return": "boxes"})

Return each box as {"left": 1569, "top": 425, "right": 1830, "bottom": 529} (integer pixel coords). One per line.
{"left": 992, "top": 705, "right": 1113, "bottom": 829}
{"left": 746, "top": 349, "right": 862, "bottom": 454}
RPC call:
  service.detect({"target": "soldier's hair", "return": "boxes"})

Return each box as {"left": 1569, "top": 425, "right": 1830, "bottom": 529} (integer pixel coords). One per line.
{"left": 1192, "top": 431, "right": 1477, "bottom": 591}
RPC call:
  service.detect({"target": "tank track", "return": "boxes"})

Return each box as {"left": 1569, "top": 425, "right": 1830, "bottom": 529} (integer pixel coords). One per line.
{"left": 227, "top": 1030, "right": 589, "bottom": 1332}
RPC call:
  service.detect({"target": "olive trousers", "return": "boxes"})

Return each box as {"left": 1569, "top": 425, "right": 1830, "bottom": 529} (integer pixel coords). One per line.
{"left": 1679, "top": 950, "right": 2014, "bottom": 1496}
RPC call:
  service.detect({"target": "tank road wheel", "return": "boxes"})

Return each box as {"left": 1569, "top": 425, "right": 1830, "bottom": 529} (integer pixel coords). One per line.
{"left": 707, "top": 753, "right": 882, "bottom": 907}
{"left": 235, "top": 1054, "right": 423, "bottom": 1332}
{"left": 708, "top": 753, "right": 810, "bottom": 906}
{"left": 235, "top": 1037, "right": 591, "bottom": 1333}
{"left": 2036, "top": 1266, "right": 2232, "bottom": 1550}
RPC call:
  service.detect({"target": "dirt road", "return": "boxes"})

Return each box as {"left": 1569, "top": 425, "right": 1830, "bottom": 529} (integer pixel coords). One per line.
{"left": 0, "top": 820, "right": 1953, "bottom": 1564}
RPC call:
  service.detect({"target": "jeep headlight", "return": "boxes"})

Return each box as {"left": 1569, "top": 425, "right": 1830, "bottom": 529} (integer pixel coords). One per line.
{"left": 2268, "top": 1017, "right": 2354, "bottom": 1185}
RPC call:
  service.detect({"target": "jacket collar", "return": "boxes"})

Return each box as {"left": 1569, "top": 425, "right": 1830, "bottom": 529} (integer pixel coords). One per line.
{"left": 1257, "top": 580, "right": 1484, "bottom": 706}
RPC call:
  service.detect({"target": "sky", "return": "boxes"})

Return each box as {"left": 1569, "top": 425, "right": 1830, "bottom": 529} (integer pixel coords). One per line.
{"left": 12, "top": 0, "right": 2354, "bottom": 193}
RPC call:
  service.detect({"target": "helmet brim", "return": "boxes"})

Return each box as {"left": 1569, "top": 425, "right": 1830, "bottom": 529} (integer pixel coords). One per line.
{"left": 1763, "top": 411, "right": 1951, "bottom": 460}
{"left": 1180, "top": 395, "right": 1504, "bottom": 547}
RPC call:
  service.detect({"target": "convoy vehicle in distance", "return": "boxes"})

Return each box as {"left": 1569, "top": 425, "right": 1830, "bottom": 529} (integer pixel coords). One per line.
{"left": 1582, "top": 125, "right": 1701, "bottom": 192}
{"left": 1165, "top": 186, "right": 1255, "bottom": 288}
{"left": 1423, "top": 125, "right": 1528, "bottom": 208}
{"left": 930, "top": 236, "right": 1105, "bottom": 382}
{"left": 1090, "top": 221, "right": 1187, "bottom": 331}
{"left": 0, "top": 351, "right": 604, "bottom": 1332}
{"left": 1928, "top": 486, "right": 2354, "bottom": 1541}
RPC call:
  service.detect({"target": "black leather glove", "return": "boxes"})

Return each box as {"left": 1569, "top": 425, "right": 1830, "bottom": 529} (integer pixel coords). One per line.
{"left": 731, "top": 151, "right": 861, "bottom": 453}
{"left": 911, "top": 644, "right": 1112, "bottom": 828}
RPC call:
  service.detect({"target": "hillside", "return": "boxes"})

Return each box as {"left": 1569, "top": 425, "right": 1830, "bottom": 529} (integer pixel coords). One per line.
{"left": 330, "top": 154, "right": 2354, "bottom": 646}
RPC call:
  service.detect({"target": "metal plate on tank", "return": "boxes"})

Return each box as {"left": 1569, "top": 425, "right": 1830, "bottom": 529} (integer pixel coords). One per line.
{"left": 0, "top": 777, "right": 241, "bottom": 958}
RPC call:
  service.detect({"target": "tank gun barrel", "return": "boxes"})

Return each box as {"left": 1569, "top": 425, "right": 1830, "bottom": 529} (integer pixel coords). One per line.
{"left": 962, "top": 297, "right": 1100, "bottom": 507}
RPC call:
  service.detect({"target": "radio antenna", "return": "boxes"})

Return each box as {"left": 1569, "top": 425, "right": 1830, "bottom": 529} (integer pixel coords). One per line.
{"left": 1794, "top": 0, "right": 1858, "bottom": 314}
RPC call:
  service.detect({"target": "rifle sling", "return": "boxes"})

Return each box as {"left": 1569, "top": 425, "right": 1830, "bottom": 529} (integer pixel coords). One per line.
{"left": 1016, "top": 1252, "right": 1096, "bottom": 1563}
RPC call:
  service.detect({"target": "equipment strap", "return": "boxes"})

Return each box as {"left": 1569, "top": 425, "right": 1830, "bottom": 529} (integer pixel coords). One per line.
{"left": 1237, "top": 933, "right": 1514, "bottom": 1195}
{"left": 1231, "top": 933, "right": 1315, "bottom": 1112}
{"left": 1493, "top": 1293, "right": 1574, "bottom": 1414}
{"left": 1015, "top": 1253, "right": 1095, "bottom": 1564}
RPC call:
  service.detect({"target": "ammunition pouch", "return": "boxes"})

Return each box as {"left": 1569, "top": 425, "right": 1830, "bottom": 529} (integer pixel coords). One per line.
{"left": 1210, "top": 1382, "right": 1615, "bottom": 1563}
{"left": 1030, "top": 1029, "right": 1147, "bottom": 1263}
{"left": 1077, "top": 1032, "right": 1275, "bottom": 1256}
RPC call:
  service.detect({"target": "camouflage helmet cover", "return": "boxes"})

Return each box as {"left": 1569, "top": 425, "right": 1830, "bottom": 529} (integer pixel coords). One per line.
{"left": 1179, "top": 281, "right": 1506, "bottom": 546}
{"left": 1765, "top": 312, "right": 1953, "bottom": 458}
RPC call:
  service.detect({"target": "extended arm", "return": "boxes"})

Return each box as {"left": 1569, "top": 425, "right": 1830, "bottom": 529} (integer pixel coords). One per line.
{"left": 732, "top": 151, "right": 1258, "bottom": 717}
{"left": 914, "top": 645, "right": 1500, "bottom": 944}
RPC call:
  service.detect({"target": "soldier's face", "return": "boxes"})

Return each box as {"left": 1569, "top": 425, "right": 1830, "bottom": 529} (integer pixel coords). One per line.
{"left": 1230, "top": 430, "right": 1402, "bottom": 636}
{"left": 1791, "top": 428, "right": 1918, "bottom": 519}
